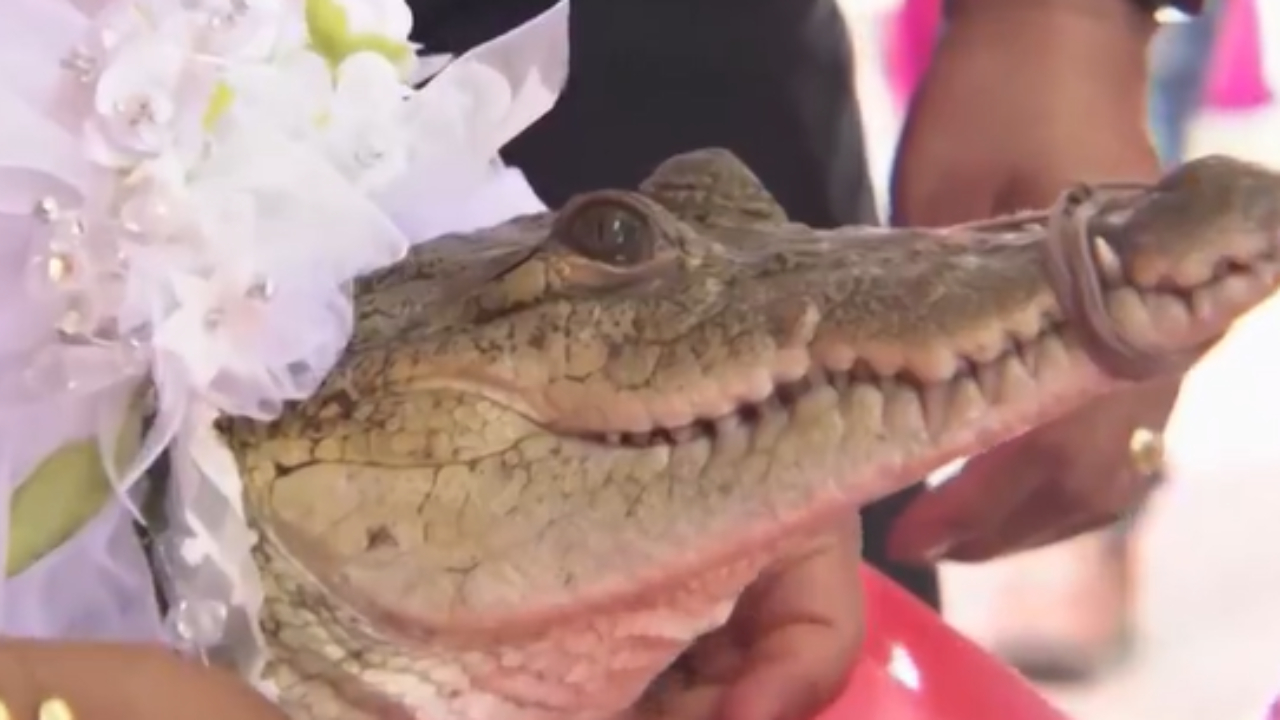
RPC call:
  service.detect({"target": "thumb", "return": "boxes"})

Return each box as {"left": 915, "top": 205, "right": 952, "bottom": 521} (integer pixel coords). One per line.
{"left": 716, "top": 623, "right": 855, "bottom": 720}
{"left": 716, "top": 530, "right": 864, "bottom": 720}
{"left": 886, "top": 446, "right": 1041, "bottom": 564}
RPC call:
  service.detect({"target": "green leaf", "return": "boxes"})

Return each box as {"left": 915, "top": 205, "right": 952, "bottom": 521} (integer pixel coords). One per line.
{"left": 305, "top": 0, "right": 414, "bottom": 70}
{"left": 7, "top": 398, "right": 144, "bottom": 577}
{"left": 306, "top": 0, "right": 352, "bottom": 67}
{"left": 203, "top": 81, "right": 236, "bottom": 131}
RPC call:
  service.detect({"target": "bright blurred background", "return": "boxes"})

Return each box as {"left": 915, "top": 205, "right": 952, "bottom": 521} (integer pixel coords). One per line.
{"left": 837, "top": 2, "right": 1280, "bottom": 719}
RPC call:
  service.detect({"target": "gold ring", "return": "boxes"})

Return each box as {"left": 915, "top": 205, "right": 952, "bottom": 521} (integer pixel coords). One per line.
{"left": 0, "top": 698, "right": 76, "bottom": 720}
{"left": 1129, "top": 427, "right": 1166, "bottom": 478}
{"left": 38, "top": 699, "right": 74, "bottom": 720}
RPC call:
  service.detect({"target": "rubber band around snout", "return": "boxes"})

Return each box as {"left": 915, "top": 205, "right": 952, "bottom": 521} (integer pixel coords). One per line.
{"left": 1039, "top": 184, "right": 1214, "bottom": 381}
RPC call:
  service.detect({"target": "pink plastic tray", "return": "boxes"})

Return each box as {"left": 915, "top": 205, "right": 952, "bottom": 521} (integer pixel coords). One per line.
{"left": 814, "top": 566, "right": 1071, "bottom": 720}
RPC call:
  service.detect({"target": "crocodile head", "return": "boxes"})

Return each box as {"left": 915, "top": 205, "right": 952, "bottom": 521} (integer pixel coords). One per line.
{"left": 222, "top": 149, "right": 1280, "bottom": 720}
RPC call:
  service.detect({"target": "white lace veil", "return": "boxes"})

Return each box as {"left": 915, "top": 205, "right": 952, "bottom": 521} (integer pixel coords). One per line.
{"left": 0, "top": 0, "right": 569, "bottom": 684}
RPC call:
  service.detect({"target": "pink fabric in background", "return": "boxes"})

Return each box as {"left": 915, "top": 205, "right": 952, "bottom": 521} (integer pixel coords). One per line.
{"left": 883, "top": 0, "right": 941, "bottom": 113}
{"left": 1204, "top": 0, "right": 1271, "bottom": 111}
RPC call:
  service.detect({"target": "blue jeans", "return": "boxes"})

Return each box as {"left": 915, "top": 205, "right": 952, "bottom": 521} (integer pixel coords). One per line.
{"left": 1146, "top": 1, "right": 1228, "bottom": 167}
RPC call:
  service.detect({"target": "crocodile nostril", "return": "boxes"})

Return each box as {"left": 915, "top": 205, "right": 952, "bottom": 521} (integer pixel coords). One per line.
{"left": 1214, "top": 256, "right": 1253, "bottom": 279}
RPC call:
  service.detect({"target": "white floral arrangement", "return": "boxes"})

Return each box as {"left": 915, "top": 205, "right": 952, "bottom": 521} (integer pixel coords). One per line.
{"left": 0, "top": 0, "right": 568, "bottom": 683}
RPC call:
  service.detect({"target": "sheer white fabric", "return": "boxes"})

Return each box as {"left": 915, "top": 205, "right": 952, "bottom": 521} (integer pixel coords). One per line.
{"left": 0, "top": 193, "right": 162, "bottom": 639}
{"left": 4, "top": 493, "right": 162, "bottom": 641}
{"left": 0, "top": 0, "right": 565, "bottom": 646}
{"left": 1, "top": 168, "right": 549, "bottom": 642}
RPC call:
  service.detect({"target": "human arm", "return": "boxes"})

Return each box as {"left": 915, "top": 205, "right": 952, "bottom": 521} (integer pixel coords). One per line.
{"left": 893, "top": 0, "right": 1165, "bottom": 229}
{"left": 0, "top": 642, "right": 288, "bottom": 720}
{"left": 888, "top": 0, "right": 1193, "bottom": 561}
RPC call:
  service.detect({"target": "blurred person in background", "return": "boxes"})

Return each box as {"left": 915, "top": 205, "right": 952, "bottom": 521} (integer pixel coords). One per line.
{"left": 881, "top": 0, "right": 1238, "bottom": 686}
{"left": 947, "top": 0, "right": 1278, "bottom": 687}
{"left": 1147, "top": 1, "right": 1228, "bottom": 166}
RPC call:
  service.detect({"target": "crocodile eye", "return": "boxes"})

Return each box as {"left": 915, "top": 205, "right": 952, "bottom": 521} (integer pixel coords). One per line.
{"left": 557, "top": 198, "right": 656, "bottom": 266}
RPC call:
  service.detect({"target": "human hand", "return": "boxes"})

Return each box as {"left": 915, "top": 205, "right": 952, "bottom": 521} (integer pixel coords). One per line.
{"left": 0, "top": 641, "right": 287, "bottom": 720}
{"left": 628, "top": 522, "right": 864, "bottom": 720}
{"left": 889, "top": 383, "right": 1174, "bottom": 562}
{"left": 891, "top": 0, "right": 1161, "bottom": 226}
{"left": 887, "top": 0, "right": 1183, "bottom": 562}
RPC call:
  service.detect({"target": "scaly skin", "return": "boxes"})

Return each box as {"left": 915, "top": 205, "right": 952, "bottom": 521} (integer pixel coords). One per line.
{"left": 221, "top": 149, "right": 1280, "bottom": 720}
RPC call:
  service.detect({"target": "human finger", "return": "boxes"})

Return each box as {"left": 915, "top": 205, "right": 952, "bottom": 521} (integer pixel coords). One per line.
{"left": 886, "top": 444, "right": 1042, "bottom": 564}
{"left": 0, "top": 641, "right": 287, "bottom": 720}
{"left": 716, "top": 525, "right": 865, "bottom": 720}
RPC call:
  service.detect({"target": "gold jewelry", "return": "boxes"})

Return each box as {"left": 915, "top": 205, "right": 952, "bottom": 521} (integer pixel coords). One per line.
{"left": 37, "top": 699, "right": 74, "bottom": 720}
{"left": 1129, "top": 427, "right": 1166, "bottom": 478}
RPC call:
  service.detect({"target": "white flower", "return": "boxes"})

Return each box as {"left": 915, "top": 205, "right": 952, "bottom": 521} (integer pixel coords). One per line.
{"left": 328, "top": 0, "right": 415, "bottom": 42}
{"left": 187, "top": 0, "right": 293, "bottom": 60}
{"left": 206, "top": 50, "right": 413, "bottom": 188}
{"left": 305, "top": 0, "right": 419, "bottom": 77}
{"left": 154, "top": 270, "right": 269, "bottom": 386}
{"left": 285, "top": 51, "right": 413, "bottom": 190}
{"left": 54, "top": 1, "right": 179, "bottom": 131}
{"left": 222, "top": 50, "right": 333, "bottom": 141}
{"left": 86, "top": 0, "right": 174, "bottom": 58}
{"left": 117, "top": 157, "right": 200, "bottom": 243}
{"left": 83, "top": 29, "right": 211, "bottom": 168}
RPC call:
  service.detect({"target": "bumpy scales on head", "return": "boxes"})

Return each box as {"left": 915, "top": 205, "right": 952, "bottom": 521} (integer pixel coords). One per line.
{"left": 221, "top": 149, "right": 1280, "bottom": 720}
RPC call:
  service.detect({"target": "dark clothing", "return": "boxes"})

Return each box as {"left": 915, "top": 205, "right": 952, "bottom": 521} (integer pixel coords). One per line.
{"left": 409, "top": 0, "right": 939, "bottom": 607}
